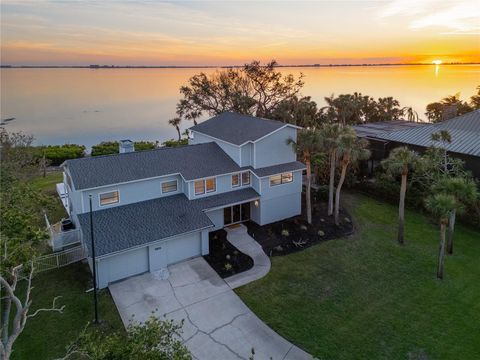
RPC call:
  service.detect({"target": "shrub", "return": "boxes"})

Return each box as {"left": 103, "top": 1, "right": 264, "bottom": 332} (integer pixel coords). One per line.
{"left": 163, "top": 139, "right": 188, "bottom": 148}
{"left": 91, "top": 141, "right": 156, "bottom": 156}
{"left": 39, "top": 144, "right": 86, "bottom": 165}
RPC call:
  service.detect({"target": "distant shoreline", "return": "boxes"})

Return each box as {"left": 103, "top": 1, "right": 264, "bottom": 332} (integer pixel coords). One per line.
{"left": 1, "top": 62, "right": 479, "bottom": 69}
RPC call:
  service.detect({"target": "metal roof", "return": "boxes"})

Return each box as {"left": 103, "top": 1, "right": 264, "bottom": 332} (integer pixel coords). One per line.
{"left": 377, "top": 110, "right": 480, "bottom": 157}
{"left": 78, "top": 188, "right": 260, "bottom": 257}
{"left": 189, "top": 112, "right": 295, "bottom": 145}
{"left": 65, "top": 142, "right": 242, "bottom": 190}
{"left": 353, "top": 120, "right": 427, "bottom": 138}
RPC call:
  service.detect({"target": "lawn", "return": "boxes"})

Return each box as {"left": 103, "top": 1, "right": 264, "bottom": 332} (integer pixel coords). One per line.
{"left": 236, "top": 193, "right": 480, "bottom": 360}
{"left": 11, "top": 263, "right": 124, "bottom": 360}
{"left": 28, "top": 171, "right": 67, "bottom": 225}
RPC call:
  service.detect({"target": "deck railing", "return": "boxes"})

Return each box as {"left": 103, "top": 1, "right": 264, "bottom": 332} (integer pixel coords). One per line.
{"left": 45, "top": 213, "right": 81, "bottom": 251}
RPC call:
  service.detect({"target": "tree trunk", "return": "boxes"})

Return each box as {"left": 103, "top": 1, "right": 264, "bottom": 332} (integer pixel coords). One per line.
{"left": 398, "top": 173, "right": 407, "bottom": 245}
{"left": 306, "top": 158, "right": 312, "bottom": 224}
{"left": 334, "top": 163, "right": 347, "bottom": 226}
{"left": 447, "top": 209, "right": 456, "bottom": 255}
{"left": 1, "top": 297, "right": 11, "bottom": 345}
{"left": 437, "top": 221, "right": 447, "bottom": 279}
{"left": 328, "top": 150, "right": 336, "bottom": 216}
{"left": 176, "top": 127, "right": 181, "bottom": 141}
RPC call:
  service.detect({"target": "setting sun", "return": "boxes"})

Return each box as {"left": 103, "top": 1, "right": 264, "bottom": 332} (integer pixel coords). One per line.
{"left": 432, "top": 60, "right": 443, "bottom": 65}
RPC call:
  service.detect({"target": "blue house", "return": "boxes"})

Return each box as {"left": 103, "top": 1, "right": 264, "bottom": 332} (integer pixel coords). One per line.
{"left": 60, "top": 112, "right": 305, "bottom": 288}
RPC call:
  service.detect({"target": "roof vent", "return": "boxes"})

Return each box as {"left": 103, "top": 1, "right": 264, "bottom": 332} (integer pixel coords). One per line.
{"left": 119, "top": 139, "right": 134, "bottom": 153}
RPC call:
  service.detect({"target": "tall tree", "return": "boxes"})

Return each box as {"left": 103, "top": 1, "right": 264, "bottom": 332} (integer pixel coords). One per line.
{"left": 176, "top": 60, "right": 304, "bottom": 121}
{"left": 432, "top": 177, "right": 477, "bottom": 254}
{"left": 382, "top": 147, "right": 419, "bottom": 245}
{"left": 318, "top": 123, "right": 343, "bottom": 216}
{"left": 287, "top": 129, "right": 320, "bottom": 224}
{"left": 402, "top": 107, "right": 419, "bottom": 122}
{"left": 168, "top": 117, "right": 182, "bottom": 141}
{"left": 334, "top": 128, "right": 370, "bottom": 225}
{"left": 431, "top": 130, "right": 452, "bottom": 173}
{"left": 469, "top": 85, "right": 480, "bottom": 109}
{"left": 271, "top": 96, "right": 319, "bottom": 128}
{"left": 425, "top": 193, "right": 457, "bottom": 279}
{"left": 425, "top": 92, "right": 474, "bottom": 123}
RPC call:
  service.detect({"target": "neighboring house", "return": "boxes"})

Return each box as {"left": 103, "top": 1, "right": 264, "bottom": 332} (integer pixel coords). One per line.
{"left": 354, "top": 110, "right": 480, "bottom": 178}
{"left": 58, "top": 112, "right": 305, "bottom": 288}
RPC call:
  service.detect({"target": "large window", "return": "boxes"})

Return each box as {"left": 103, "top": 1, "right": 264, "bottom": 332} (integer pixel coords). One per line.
{"left": 270, "top": 172, "right": 293, "bottom": 186}
{"left": 241, "top": 171, "right": 250, "bottom": 185}
{"left": 99, "top": 190, "right": 119, "bottom": 206}
{"left": 161, "top": 180, "right": 177, "bottom": 194}
{"left": 231, "top": 174, "right": 240, "bottom": 188}
{"left": 194, "top": 180, "right": 205, "bottom": 195}
{"left": 194, "top": 177, "right": 216, "bottom": 195}
{"left": 206, "top": 178, "right": 216, "bottom": 193}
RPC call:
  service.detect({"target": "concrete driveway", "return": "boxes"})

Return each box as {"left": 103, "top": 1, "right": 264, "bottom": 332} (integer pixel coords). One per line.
{"left": 109, "top": 257, "right": 313, "bottom": 360}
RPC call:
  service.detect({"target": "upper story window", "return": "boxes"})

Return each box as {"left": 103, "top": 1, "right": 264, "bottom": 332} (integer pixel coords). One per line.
{"left": 270, "top": 172, "right": 293, "bottom": 186}
{"left": 161, "top": 180, "right": 178, "bottom": 194}
{"left": 231, "top": 174, "right": 240, "bottom": 188}
{"left": 194, "top": 177, "right": 216, "bottom": 195}
{"left": 99, "top": 190, "right": 119, "bottom": 206}
{"left": 241, "top": 171, "right": 250, "bottom": 186}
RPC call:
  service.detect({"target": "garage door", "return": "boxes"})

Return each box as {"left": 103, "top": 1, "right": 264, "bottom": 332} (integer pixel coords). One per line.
{"left": 99, "top": 247, "right": 149, "bottom": 288}
{"left": 149, "top": 232, "right": 202, "bottom": 272}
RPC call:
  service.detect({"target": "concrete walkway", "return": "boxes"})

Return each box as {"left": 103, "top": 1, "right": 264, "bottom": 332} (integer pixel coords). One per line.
{"left": 224, "top": 224, "right": 271, "bottom": 289}
{"left": 109, "top": 257, "right": 313, "bottom": 360}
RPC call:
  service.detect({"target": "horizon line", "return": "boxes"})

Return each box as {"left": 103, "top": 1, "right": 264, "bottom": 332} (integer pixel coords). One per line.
{"left": 2, "top": 62, "right": 479, "bottom": 69}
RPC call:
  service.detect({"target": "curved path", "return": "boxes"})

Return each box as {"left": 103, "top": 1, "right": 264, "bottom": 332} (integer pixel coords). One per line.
{"left": 110, "top": 238, "right": 314, "bottom": 360}
{"left": 224, "top": 224, "right": 271, "bottom": 289}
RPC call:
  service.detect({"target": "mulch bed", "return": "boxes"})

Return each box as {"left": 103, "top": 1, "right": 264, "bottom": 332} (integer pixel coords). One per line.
{"left": 203, "top": 229, "right": 254, "bottom": 278}
{"left": 246, "top": 197, "right": 354, "bottom": 257}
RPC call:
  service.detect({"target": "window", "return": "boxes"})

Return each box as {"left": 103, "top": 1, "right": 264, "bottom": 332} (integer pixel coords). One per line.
{"left": 231, "top": 174, "right": 240, "bottom": 188}
{"left": 161, "top": 180, "right": 177, "bottom": 193}
{"left": 99, "top": 191, "right": 119, "bottom": 205}
{"left": 281, "top": 172, "right": 293, "bottom": 183}
{"left": 270, "top": 174, "right": 282, "bottom": 186}
{"left": 270, "top": 172, "right": 293, "bottom": 186}
{"left": 206, "top": 178, "right": 216, "bottom": 193}
{"left": 241, "top": 171, "right": 250, "bottom": 185}
{"left": 194, "top": 180, "right": 205, "bottom": 195}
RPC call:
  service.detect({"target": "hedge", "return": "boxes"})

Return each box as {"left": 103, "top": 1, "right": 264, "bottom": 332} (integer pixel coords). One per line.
{"left": 40, "top": 144, "right": 86, "bottom": 166}
{"left": 91, "top": 141, "right": 157, "bottom": 156}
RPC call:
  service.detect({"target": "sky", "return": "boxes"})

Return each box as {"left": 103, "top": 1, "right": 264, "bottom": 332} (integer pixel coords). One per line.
{"left": 1, "top": 0, "right": 479, "bottom": 66}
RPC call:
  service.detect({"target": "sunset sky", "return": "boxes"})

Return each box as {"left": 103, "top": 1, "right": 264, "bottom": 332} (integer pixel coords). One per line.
{"left": 1, "top": 0, "right": 479, "bottom": 66}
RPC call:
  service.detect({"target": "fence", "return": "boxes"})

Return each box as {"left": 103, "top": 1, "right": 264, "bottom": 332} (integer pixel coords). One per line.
{"left": 32, "top": 245, "right": 86, "bottom": 274}
{"left": 44, "top": 213, "right": 81, "bottom": 251}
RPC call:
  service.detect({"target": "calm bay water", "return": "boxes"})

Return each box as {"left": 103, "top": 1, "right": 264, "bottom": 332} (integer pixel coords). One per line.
{"left": 1, "top": 65, "right": 479, "bottom": 148}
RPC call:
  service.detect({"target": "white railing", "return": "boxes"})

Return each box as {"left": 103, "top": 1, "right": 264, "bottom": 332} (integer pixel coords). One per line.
{"left": 45, "top": 214, "right": 82, "bottom": 251}
{"left": 32, "top": 245, "right": 86, "bottom": 274}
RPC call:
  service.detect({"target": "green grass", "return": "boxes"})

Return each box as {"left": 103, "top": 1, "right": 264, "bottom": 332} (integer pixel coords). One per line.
{"left": 11, "top": 263, "right": 124, "bottom": 360}
{"left": 28, "top": 171, "right": 67, "bottom": 224}
{"left": 236, "top": 193, "right": 480, "bottom": 360}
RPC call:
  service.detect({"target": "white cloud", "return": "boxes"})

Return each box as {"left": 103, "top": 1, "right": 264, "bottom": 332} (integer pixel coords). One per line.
{"left": 378, "top": 0, "right": 480, "bottom": 34}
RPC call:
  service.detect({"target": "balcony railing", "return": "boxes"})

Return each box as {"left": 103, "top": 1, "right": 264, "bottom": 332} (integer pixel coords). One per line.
{"left": 45, "top": 214, "right": 81, "bottom": 251}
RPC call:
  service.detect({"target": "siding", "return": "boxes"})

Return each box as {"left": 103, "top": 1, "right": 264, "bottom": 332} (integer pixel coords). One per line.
{"left": 240, "top": 143, "right": 253, "bottom": 167}
{"left": 186, "top": 173, "right": 251, "bottom": 200}
{"left": 78, "top": 174, "right": 184, "bottom": 213}
{"left": 254, "top": 127, "right": 297, "bottom": 168}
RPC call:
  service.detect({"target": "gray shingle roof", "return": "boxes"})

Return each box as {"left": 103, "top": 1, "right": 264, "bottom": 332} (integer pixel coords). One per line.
{"left": 376, "top": 110, "right": 480, "bottom": 157}
{"left": 189, "top": 112, "right": 291, "bottom": 145}
{"left": 66, "top": 142, "right": 242, "bottom": 190}
{"left": 250, "top": 161, "right": 306, "bottom": 177}
{"left": 78, "top": 188, "right": 260, "bottom": 257}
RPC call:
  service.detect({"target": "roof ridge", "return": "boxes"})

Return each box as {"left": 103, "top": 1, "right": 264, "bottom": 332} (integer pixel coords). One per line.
{"left": 65, "top": 142, "right": 215, "bottom": 164}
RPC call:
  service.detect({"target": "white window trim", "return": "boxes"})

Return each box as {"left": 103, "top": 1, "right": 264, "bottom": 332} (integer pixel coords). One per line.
{"left": 269, "top": 172, "right": 293, "bottom": 187}
{"left": 241, "top": 171, "right": 251, "bottom": 186}
{"left": 231, "top": 173, "right": 240, "bottom": 188}
{"left": 206, "top": 177, "right": 217, "bottom": 193}
{"left": 161, "top": 179, "right": 178, "bottom": 194}
{"left": 99, "top": 190, "right": 120, "bottom": 206}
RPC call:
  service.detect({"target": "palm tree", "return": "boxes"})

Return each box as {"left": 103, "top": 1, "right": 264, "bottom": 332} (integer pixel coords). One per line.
{"left": 431, "top": 130, "right": 452, "bottom": 173}
{"left": 381, "top": 147, "right": 419, "bottom": 245}
{"left": 168, "top": 117, "right": 182, "bottom": 141}
{"left": 318, "top": 123, "right": 343, "bottom": 216}
{"left": 433, "top": 177, "right": 477, "bottom": 254}
{"left": 425, "top": 193, "right": 457, "bottom": 279}
{"left": 401, "top": 107, "right": 419, "bottom": 122}
{"left": 334, "top": 128, "right": 370, "bottom": 225}
{"left": 287, "top": 129, "right": 320, "bottom": 224}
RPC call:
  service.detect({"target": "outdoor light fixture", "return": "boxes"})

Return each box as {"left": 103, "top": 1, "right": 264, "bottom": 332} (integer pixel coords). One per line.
{"left": 254, "top": 200, "right": 259, "bottom": 207}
